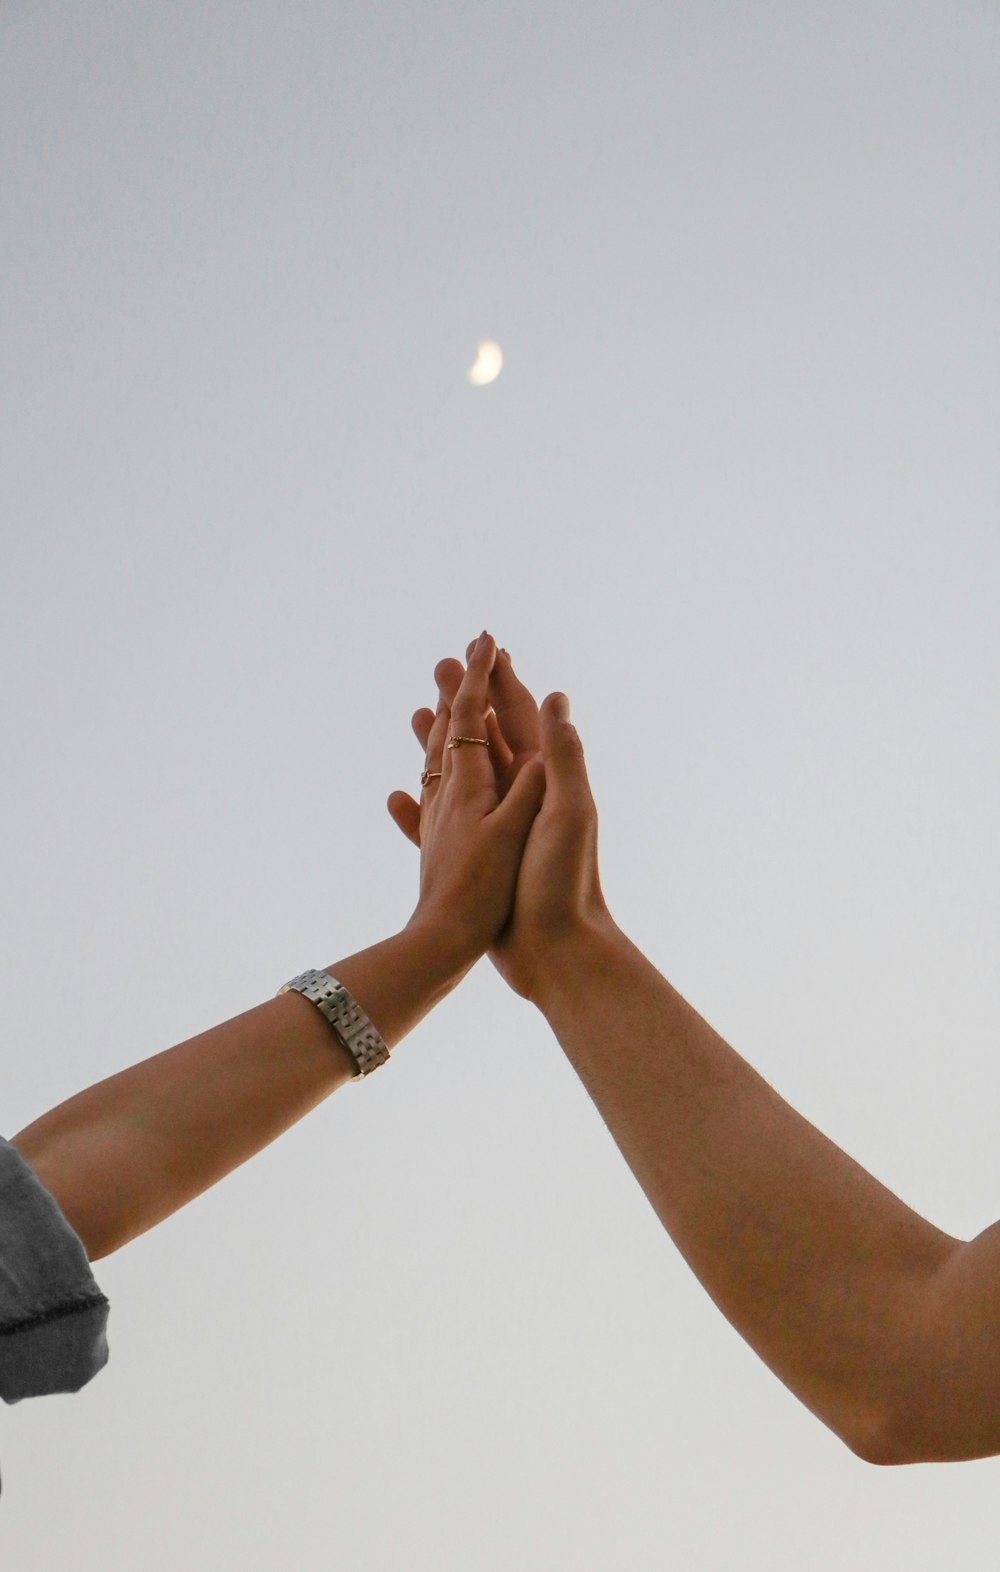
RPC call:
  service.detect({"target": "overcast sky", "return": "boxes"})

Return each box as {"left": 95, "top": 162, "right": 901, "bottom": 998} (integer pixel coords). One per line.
{"left": 2, "top": 2, "right": 999, "bottom": 1567}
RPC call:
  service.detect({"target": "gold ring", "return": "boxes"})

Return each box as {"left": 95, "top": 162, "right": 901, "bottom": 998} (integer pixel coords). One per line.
{"left": 421, "top": 769, "right": 443, "bottom": 787}
{"left": 447, "top": 735, "right": 490, "bottom": 749}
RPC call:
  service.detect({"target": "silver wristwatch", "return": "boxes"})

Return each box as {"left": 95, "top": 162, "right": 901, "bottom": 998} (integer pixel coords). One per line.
{"left": 276, "top": 969, "right": 390, "bottom": 1078}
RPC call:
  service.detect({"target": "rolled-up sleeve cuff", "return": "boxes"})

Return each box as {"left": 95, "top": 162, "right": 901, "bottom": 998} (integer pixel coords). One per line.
{"left": 0, "top": 1136, "right": 110, "bottom": 1404}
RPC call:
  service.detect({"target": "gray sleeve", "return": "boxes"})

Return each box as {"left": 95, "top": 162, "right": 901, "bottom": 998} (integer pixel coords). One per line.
{"left": 0, "top": 1135, "right": 110, "bottom": 1404}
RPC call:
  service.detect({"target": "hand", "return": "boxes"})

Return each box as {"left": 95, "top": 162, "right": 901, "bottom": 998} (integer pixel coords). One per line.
{"left": 387, "top": 631, "right": 546, "bottom": 977}
{"left": 389, "top": 642, "right": 614, "bottom": 1003}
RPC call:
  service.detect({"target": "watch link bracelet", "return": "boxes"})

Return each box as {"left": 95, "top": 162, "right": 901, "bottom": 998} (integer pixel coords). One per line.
{"left": 276, "top": 969, "right": 390, "bottom": 1078}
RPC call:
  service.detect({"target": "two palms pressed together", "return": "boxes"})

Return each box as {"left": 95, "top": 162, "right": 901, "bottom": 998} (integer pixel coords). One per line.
{"left": 389, "top": 641, "right": 610, "bottom": 1005}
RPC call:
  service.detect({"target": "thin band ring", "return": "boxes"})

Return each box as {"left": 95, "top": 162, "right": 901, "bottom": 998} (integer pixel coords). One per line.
{"left": 422, "top": 734, "right": 488, "bottom": 788}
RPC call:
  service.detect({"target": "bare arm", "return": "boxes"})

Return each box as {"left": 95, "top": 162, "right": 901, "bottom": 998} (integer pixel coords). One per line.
{"left": 395, "top": 647, "right": 1000, "bottom": 1466}
{"left": 533, "top": 917, "right": 996, "bottom": 1465}
{"left": 10, "top": 925, "right": 466, "bottom": 1262}
{"left": 12, "top": 631, "right": 544, "bottom": 1266}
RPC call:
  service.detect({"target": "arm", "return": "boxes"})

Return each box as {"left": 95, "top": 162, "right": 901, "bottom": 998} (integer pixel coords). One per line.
{"left": 12, "top": 631, "right": 544, "bottom": 1266}
{"left": 394, "top": 648, "right": 1000, "bottom": 1466}
{"left": 10, "top": 925, "right": 468, "bottom": 1263}
{"left": 533, "top": 918, "right": 988, "bottom": 1466}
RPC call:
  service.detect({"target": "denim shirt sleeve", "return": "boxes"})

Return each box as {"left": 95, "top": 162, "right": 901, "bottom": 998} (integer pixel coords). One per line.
{"left": 0, "top": 1135, "right": 110, "bottom": 1404}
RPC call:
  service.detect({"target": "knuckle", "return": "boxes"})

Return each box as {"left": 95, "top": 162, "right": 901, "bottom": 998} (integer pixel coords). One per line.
{"left": 451, "top": 693, "right": 482, "bottom": 725}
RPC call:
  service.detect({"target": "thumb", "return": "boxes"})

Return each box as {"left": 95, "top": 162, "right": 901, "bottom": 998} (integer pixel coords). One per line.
{"left": 490, "top": 753, "right": 546, "bottom": 843}
{"left": 539, "top": 692, "right": 591, "bottom": 803}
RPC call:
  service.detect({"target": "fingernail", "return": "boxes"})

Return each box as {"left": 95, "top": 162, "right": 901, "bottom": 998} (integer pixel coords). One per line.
{"left": 476, "top": 629, "right": 489, "bottom": 649}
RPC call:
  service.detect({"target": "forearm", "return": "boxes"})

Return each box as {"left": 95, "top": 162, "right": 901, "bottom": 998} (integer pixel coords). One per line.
{"left": 11, "top": 922, "right": 466, "bottom": 1263}
{"left": 533, "top": 920, "right": 961, "bottom": 1463}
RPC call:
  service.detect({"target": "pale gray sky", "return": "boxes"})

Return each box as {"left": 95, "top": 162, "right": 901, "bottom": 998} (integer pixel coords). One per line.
{"left": 2, "top": 2, "right": 999, "bottom": 1566}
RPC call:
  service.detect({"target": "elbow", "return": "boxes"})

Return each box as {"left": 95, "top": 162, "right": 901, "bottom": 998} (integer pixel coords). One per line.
{"left": 839, "top": 1395, "right": 976, "bottom": 1469}
{"left": 842, "top": 1416, "right": 915, "bottom": 1468}
{"left": 824, "top": 1393, "right": 933, "bottom": 1468}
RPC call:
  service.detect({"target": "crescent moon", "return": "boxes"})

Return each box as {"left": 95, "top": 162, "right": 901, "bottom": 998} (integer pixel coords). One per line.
{"left": 467, "top": 340, "right": 503, "bottom": 386}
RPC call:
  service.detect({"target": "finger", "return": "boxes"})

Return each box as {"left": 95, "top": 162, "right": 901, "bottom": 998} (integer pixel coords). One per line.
{"left": 428, "top": 660, "right": 464, "bottom": 790}
{"left": 414, "top": 689, "right": 510, "bottom": 797}
{"left": 420, "top": 686, "right": 454, "bottom": 796}
{"left": 427, "top": 660, "right": 512, "bottom": 786}
{"left": 538, "top": 692, "right": 593, "bottom": 807}
{"left": 443, "top": 631, "right": 497, "bottom": 794}
{"left": 387, "top": 790, "right": 421, "bottom": 847}
{"left": 466, "top": 641, "right": 540, "bottom": 761}
{"left": 413, "top": 707, "right": 445, "bottom": 797}
{"left": 489, "top": 753, "right": 546, "bottom": 850}
{"left": 434, "top": 656, "right": 464, "bottom": 707}
{"left": 414, "top": 657, "right": 467, "bottom": 799}
{"left": 484, "top": 707, "right": 514, "bottom": 779}
{"left": 411, "top": 707, "right": 435, "bottom": 751}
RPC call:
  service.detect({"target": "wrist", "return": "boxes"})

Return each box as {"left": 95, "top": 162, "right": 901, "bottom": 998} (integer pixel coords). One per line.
{"left": 403, "top": 909, "right": 483, "bottom": 986}
{"left": 528, "top": 912, "right": 627, "bottom": 1016}
{"left": 322, "top": 924, "right": 474, "bottom": 1058}
{"left": 407, "top": 916, "right": 479, "bottom": 986}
